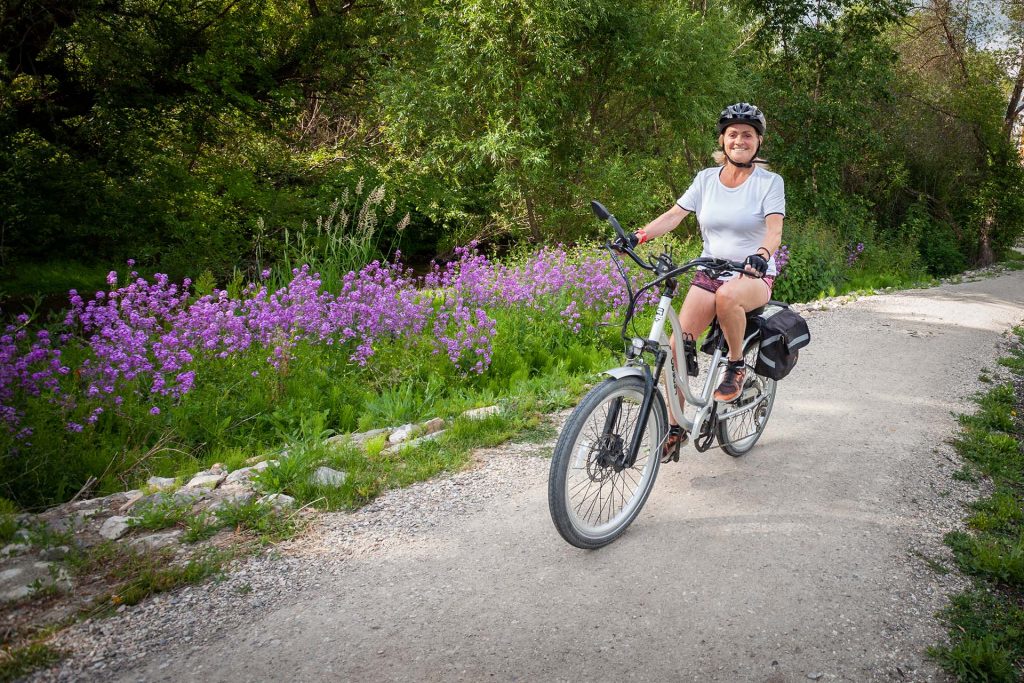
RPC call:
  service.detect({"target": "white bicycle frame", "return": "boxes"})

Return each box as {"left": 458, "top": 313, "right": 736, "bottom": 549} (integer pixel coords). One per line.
{"left": 645, "top": 294, "right": 764, "bottom": 440}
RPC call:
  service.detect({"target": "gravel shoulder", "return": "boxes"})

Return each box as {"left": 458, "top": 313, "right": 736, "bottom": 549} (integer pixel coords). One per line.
{"left": 31, "top": 270, "right": 1024, "bottom": 683}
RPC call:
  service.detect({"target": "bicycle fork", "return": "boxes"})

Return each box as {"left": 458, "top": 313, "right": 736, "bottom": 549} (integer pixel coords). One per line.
{"left": 601, "top": 353, "right": 668, "bottom": 471}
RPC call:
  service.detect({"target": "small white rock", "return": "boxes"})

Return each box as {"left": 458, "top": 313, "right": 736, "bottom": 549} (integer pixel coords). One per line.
{"left": 99, "top": 516, "right": 136, "bottom": 540}
{"left": 462, "top": 405, "right": 500, "bottom": 420}
{"left": 172, "top": 488, "right": 208, "bottom": 505}
{"left": 388, "top": 424, "right": 416, "bottom": 445}
{"left": 420, "top": 417, "right": 445, "bottom": 434}
{"left": 311, "top": 467, "right": 347, "bottom": 487}
{"left": 401, "top": 430, "right": 446, "bottom": 450}
{"left": 119, "top": 490, "right": 147, "bottom": 512}
{"left": 146, "top": 476, "right": 177, "bottom": 491}
{"left": 39, "top": 545, "right": 70, "bottom": 561}
{"left": 130, "top": 531, "right": 183, "bottom": 550}
{"left": 224, "top": 467, "right": 256, "bottom": 484}
{"left": 1, "top": 543, "right": 29, "bottom": 558}
{"left": 258, "top": 494, "right": 296, "bottom": 510}
{"left": 185, "top": 473, "right": 226, "bottom": 490}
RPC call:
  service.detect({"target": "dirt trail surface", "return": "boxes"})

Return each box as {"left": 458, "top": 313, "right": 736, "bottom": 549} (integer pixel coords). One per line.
{"left": 36, "top": 271, "right": 1024, "bottom": 683}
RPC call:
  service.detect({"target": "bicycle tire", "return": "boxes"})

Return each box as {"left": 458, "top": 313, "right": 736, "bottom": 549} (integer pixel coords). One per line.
{"left": 548, "top": 376, "right": 667, "bottom": 549}
{"left": 716, "top": 339, "right": 777, "bottom": 457}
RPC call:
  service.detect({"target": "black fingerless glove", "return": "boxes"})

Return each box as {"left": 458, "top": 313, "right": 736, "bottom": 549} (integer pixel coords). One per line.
{"left": 744, "top": 253, "right": 769, "bottom": 277}
{"left": 612, "top": 232, "right": 640, "bottom": 252}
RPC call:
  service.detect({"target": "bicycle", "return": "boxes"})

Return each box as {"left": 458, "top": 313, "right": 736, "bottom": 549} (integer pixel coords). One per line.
{"left": 548, "top": 200, "right": 784, "bottom": 549}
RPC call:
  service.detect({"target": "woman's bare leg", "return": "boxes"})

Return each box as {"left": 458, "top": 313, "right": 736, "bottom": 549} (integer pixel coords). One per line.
{"left": 715, "top": 276, "right": 771, "bottom": 362}
{"left": 667, "top": 286, "right": 717, "bottom": 425}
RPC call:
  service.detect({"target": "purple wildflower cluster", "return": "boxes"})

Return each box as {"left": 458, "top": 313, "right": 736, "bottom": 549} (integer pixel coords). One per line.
{"left": 773, "top": 245, "right": 791, "bottom": 272}
{"left": 846, "top": 242, "right": 865, "bottom": 267}
{"left": 1, "top": 246, "right": 636, "bottom": 434}
{"left": 0, "top": 315, "right": 68, "bottom": 436}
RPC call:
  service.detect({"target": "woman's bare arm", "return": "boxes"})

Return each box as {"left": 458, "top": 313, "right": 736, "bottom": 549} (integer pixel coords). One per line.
{"left": 637, "top": 204, "right": 690, "bottom": 241}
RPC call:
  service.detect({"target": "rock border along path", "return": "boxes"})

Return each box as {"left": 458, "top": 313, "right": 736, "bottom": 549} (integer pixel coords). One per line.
{"left": 13, "top": 267, "right": 1024, "bottom": 682}
{"left": 0, "top": 405, "right": 489, "bottom": 614}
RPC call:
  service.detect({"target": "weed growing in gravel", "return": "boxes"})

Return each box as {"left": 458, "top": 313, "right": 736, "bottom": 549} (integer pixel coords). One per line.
{"left": 0, "top": 498, "right": 17, "bottom": 544}
{"left": 929, "top": 327, "right": 1024, "bottom": 682}
{"left": 23, "top": 521, "right": 73, "bottom": 550}
{"left": 129, "top": 498, "right": 192, "bottom": 531}
{"left": 74, "top": 544, "right": 234, "bottom": 615}
{"left": 214, "top": 500, "right": 297, "bottom": 543}
{"left": 182, "top": 511, "right": 220, "bottom": 543}
{"left": 0, "top": 642, "right": 63, "bottom": 683}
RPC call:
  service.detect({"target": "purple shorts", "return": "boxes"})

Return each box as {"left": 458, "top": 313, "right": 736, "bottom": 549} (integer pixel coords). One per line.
{"left": 692, "top": 270, "right": 775, "bottom": 295}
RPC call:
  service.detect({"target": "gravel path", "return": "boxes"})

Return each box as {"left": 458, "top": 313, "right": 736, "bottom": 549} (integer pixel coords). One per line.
{"left": 31, "top": 270, "right": 1024, "bottom": 683}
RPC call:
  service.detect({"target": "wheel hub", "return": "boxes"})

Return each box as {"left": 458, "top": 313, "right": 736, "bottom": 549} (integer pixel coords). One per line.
{"left": 590, "top": 433, "right": 626, "bottom": 474}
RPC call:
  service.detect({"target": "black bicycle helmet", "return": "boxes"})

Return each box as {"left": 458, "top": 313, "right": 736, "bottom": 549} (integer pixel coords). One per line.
{"left": 716, "top": 102, "right": 766, "bottom": 136}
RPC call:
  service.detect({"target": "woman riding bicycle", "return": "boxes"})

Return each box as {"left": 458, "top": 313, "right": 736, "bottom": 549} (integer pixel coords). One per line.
{"left": 616, "top": 102, "right": 785, "bottom": 457}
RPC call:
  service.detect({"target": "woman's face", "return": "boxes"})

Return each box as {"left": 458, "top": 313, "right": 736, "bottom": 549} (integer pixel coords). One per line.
{"left": 720, "top": 124, "right": 760, "bottom": 164}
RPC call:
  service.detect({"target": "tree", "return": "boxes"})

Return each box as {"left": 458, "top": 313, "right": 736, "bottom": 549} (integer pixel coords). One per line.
{"left": 371, "top": 0, "right": 740, "bottom": 246}
{"left": 0, "top": 0, "right": 389, "bottom": 274}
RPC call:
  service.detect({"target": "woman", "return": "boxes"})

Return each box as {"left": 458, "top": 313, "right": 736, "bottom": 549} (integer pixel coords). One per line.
{"left": 618, "top": 102, "right": 784, "bottom": 456}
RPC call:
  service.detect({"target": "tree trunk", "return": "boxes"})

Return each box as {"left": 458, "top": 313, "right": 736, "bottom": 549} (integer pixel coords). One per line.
{"left": 1005, "top": 47, "right": 1024, "bottom": 141}
{"left": 978, "top": 214, "right": 995, "bottom": 266}
{"left": 524, "top": 194, "right": 542, "bottom": 242}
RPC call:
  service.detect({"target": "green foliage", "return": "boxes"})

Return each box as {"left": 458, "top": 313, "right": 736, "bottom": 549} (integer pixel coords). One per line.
{"left": 0, "top": 498, "right": 17, "bottom": 544}
{"left": 129, "top": 499, "right": 191, "bottom": 532}
{"left": 934, "top": 328, "right": 1024, "bottom": 681}
{"left": 0, "top": 642, "right": 63, "bottom": 683}
{"left": 338, "top": 0, "right": 739, "bottom": 244}
{"left": 182, "top": 512, "right": 221, "bottom": 544}
{"left": 931, "top": 591, "right": 1024, "bottom": 683}
{"left": 772, "top": 216, "right": 845, "bottom": 301}
{"left": 2, "top": 0, "right": 1023, "bottom": 292}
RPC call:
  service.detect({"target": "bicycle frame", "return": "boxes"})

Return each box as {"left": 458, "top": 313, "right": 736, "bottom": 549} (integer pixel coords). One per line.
{"left": 648, "top": 295, "right": 762, "bottom": 442}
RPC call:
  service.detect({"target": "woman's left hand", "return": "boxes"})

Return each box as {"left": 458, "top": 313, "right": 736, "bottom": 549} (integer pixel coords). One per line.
{"left": 743, "top": 253, "right": 768, "bottom": 277}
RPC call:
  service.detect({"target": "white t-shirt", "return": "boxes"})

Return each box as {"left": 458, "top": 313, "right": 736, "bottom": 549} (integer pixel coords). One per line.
{"left": 676, "top": 166, "right": 786, "bottom": 277}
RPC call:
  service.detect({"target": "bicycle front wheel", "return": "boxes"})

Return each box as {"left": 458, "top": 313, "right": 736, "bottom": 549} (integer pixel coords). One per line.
{"left": 716, "top": 339, "right": 776, "bottom": 457}
{"left": 548, "top": 376, "right": 666, "bottom": 549}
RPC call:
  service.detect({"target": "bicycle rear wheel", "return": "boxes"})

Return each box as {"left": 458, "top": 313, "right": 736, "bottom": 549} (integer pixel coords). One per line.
{"left": 548, "top": 375, "right": 666, "bottom": 549}
{"left": 716, "top": 339, "right": 776, "bottom": 457}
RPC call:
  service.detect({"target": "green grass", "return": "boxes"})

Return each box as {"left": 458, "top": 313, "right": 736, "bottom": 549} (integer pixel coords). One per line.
{"left": 0, "top": 642, "right": 63, "bottom": 683}
{"left": 0, "top": 498, "right": 18, "bottom": 544}
{"left": 0, "top": 261, "right": 111, "bottom": 300}
{"left": 129, "top": 498, "right": 192, "bottom": 531}
{"left": 213, "top": 500, "right": 297, "bottom": 543}
{"left": 68, "top": 543, "right": 235, "bottom": 615}
{"left": 930, "top": 326, "right": 1024, "bottom": 681}
{"left": 182, "top": 511, "right": 221, "bottom": 543}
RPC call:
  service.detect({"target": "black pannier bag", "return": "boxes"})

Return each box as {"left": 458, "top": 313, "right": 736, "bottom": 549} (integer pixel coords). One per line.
{"left": 755, "top": 305, "right": 810, "bottom": 380}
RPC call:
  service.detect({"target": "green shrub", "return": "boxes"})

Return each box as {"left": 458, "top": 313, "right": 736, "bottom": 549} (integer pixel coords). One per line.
{"left": 773, "top": 216, "right": 845, "bottom": 302}
{"left": 0, "top": 498, "right": 18, "bottom": 544}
